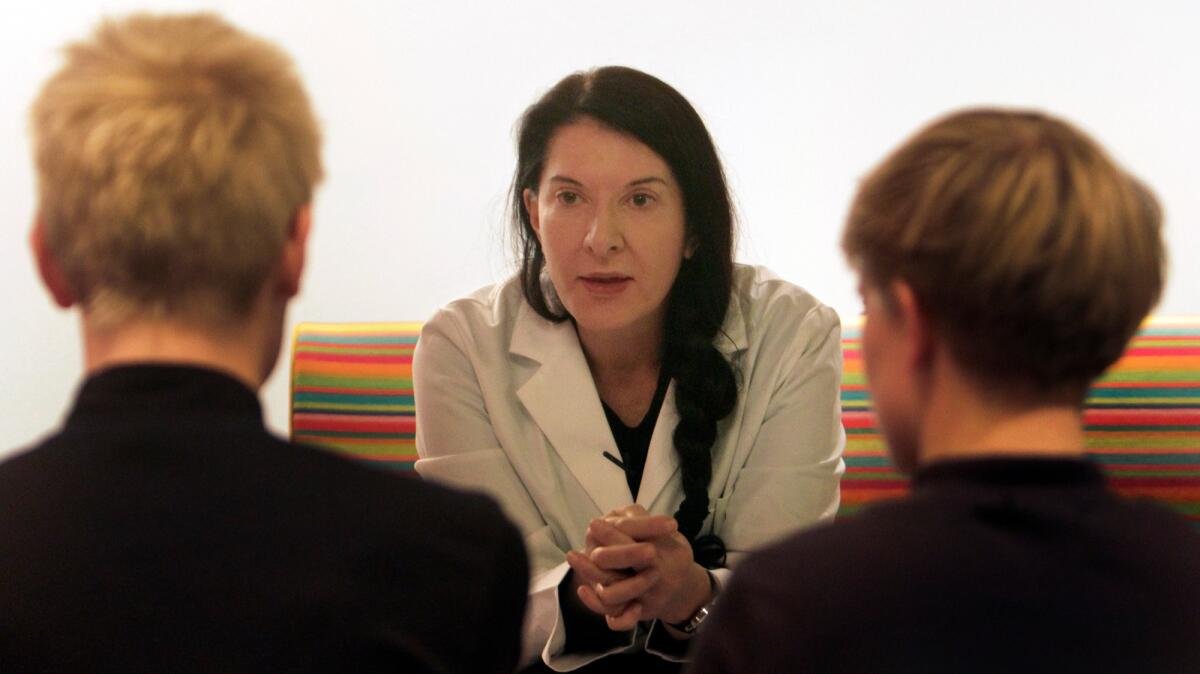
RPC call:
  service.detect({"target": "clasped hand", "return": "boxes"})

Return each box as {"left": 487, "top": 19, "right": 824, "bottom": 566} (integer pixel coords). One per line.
{"left": 565, "top": 504, "right": 712, "bottom": 632}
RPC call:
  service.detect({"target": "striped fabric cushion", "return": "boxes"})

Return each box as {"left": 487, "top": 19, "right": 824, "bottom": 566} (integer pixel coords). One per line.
{"left": 290, "top": 323, "right": 421, "bottom": 472}
{"left": 841, "top": 317, "right": 1200, "bottom": 527}
{"left": 289, "top": 317, "right": 1200, "bottom": 525}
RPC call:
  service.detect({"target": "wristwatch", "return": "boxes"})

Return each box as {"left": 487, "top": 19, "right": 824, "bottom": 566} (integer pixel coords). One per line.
{"left": 667, "top": 603, "right": 712, "bottom": 635}
{"left": 666, "top": 571, "right": 718, "bottom": 634}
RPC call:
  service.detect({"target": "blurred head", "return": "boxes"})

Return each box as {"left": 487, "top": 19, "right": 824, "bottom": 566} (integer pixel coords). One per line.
{"left": 844, "top": 109, "right": 1165, "bottom": 467}
{"left": 30, "top": 12, "right": 323, "bottom": 330}
{"left": 511, "top": 66, "right": 735, "bottom": 342}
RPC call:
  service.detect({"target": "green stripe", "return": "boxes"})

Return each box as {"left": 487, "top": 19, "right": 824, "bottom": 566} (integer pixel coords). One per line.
{"left": 1088, "top": 387, "right": 1200, "bottom": 398}
{"left": 295, "top": 391, "right": 415, "bottom": 405}
{"left": 846, "top": 456, "right": 892, "bottom": 467}
{"left": 846, "top": 427, "right": 880, "bottom": 436}
{"left": 1095, "top": 371, "right": 1199, "bottom": 384}
{"left": 1092, "top": 454, "right": 1200, "bottom": 465}
{"left": 294, "top": 402, "right": 415, "bottom": 414}
{"left": 1086, "top": 437, "right": 1200, "bottom": 449}
{"left": 294, "top": 374, "right": 414, "bottom": 390}
{"left": 297, "top": 346, "right": 414, "bottom": 356}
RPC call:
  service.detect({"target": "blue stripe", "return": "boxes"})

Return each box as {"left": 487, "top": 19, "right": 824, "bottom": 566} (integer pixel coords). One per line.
{"left": 1088, "top": 388, "right": 1199, "bottom": 399}
{"left": 845, "top": 456, "right": 892, "bottom": 468}
{"left": 295, "top": 392, "right": 416, "bottom": 406}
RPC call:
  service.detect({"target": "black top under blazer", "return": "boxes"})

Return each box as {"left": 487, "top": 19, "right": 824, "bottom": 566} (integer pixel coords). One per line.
{"left": 0, "top": 365, "right": 528, "bottom": 673}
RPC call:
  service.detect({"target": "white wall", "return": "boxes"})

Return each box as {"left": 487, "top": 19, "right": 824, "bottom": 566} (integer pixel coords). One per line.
{"left": 2, "top": 0, "right": 1197, "bottom": 457}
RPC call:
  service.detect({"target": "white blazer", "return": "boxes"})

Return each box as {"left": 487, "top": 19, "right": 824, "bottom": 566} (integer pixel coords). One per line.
{"left": 414, "top": 264, "right": 845, "bottom": 669}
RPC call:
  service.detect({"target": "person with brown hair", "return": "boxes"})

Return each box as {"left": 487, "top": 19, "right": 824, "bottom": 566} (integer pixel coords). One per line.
{"left": 0, "top": 13, "right": 526, "bottom": 672}
{"left": 688, "top": 109, "right": 1200, "bottom": 673}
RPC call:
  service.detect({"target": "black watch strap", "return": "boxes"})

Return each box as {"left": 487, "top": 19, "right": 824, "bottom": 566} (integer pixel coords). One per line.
{"left": 666, "top": 571, "right": 718, "bottom": 634}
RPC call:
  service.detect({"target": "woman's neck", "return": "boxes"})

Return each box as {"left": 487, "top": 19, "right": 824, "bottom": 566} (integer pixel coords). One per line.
{"left": 576, "top": 315, "right": 665, "bottom": 426}
{"left": 576, "top": 314, "right": 664, "bottom": 379}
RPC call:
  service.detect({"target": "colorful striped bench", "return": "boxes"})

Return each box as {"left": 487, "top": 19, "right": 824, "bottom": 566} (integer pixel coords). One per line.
{"left": 290, "top": 317, "right": 1200, "bottom": 526}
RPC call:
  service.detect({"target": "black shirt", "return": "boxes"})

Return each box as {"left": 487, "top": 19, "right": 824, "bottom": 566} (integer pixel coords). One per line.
{"left": 0, "top": 365, "right": 528, "bottom": 673}
{"left": 601, "top": 368, "right": 672, "bottom": 500}
{"left": 689, "top": 456, "right": 1200, "bottom": 674}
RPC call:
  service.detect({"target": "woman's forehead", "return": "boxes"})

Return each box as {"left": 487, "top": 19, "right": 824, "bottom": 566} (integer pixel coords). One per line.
{"left": 541, "top": 118, "right": 674, "bottom": 189}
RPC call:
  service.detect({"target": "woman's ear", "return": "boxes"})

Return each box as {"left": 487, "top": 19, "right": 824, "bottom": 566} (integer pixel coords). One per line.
{"left": 30, "top": 217, "right": 76, "bottom": 309}
{"left": 523, "top": 188, "right": 541, "bottom": 238}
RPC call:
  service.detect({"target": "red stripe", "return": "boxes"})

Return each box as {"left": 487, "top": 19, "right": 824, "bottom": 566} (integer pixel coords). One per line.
{"left": 1099, "top": 464, "right": 1200, "bottom": 471}
{"left": 842, "top": 412, "right": 879, "bottom": 429}
{"left": 295, "top": 352, "right": 413, "bottom": 365}
{"left": 841, "top": 479, "right": 912, "bottom": 489}
{"left": 294, "top": 416, "right": 416, "bottom": 433}
{"left": 1084, "top": 410, "right": 1200, "bottom": 425}
{"left": 295, "top": 435, "right": 415, "bottom": 446}
{"left": 1104, "top": 477, "right": 1200, "bottom": 488}
{"left": 294, "top": 386, "right": 413, "bottom": 396}
{"left": 1092, "top": 382, "right": 1200, "bottom": 389}
{"left": 1121, "top": 347, "right": 1200, "bottom": 356}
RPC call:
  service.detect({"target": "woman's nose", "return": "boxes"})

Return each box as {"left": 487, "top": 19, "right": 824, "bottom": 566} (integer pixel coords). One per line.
{"left": 584, "top": 208, "right": 624, "bottom": 256}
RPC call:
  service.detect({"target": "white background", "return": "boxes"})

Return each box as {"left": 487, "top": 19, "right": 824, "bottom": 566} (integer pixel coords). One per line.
{"left": 2, "top": 0, "right": 1197, "bottom": 458}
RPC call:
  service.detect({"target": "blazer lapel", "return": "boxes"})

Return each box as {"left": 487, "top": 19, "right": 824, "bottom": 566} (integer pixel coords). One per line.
{"left": 510, "top": 303, "right": 632, "bottom": 515}
{"left": 635, "top": 380, "right": 681, "bottom": 510}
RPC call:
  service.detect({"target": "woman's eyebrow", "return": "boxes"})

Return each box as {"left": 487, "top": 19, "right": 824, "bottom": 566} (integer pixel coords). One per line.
{"left": 628, "top": 176, "right": 669, "bottom": 187}
{"left": 547, "top": 175, "right": 583, "bottom": 186}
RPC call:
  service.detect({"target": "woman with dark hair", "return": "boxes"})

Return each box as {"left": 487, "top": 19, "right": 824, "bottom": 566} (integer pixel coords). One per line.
{"left": 414, "top": 66, "right": 844, "bottom": 671}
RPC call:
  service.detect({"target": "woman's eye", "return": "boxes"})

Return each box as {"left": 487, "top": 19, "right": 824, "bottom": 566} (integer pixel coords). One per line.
{"left": 630, "top": 193, "right": 654, "bottom": 208}
{"left": 557, "top": 191, "right": 580, "bottom": 205}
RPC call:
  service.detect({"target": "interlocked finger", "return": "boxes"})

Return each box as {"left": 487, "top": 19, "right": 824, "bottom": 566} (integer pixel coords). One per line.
{"left": 592, "top": 568, "right": 660, "bottom": 607}
{"left": 589, "top": 541, "right": 657, "bottom": 571}
{"left": 565, "top": 550, "right": 627, "bottom": 587}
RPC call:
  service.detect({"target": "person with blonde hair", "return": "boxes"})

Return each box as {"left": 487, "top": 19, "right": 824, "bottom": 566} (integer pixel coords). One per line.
{"left": 0, "top": 13, "right": 526, "bottom": 672}
{"left": 688, "top": 109, "right": 1200, "bottom": 673}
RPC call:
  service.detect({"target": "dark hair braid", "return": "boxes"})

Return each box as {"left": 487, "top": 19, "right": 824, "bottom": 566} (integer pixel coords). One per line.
{"left": 664, "top": 261, "right": 737, "bottom": 568}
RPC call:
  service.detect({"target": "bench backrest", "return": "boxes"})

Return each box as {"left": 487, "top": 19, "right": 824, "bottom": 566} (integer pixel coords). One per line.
{"left": 290, "top": 318, "right": 1199, "bottom": 526}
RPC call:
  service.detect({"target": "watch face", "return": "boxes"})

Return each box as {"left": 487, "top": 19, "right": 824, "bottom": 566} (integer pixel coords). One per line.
{"left": 681, "top": 605, "right": 710, "bottom": 633}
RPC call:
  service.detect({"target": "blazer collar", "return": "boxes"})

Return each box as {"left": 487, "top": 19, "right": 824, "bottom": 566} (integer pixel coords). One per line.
{"left": 511, "top": 302, "right": 632, "bottom": 515}
{"left": 509, "top": 295, "right": 749, "bottom": 515}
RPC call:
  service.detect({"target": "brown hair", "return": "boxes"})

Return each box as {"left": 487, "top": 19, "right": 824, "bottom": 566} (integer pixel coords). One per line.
{"left": 843, "top": 109, "right": 1165, "bottom": 400}
{"left": 30, "top": 12, "right": 323, "bottom": 327}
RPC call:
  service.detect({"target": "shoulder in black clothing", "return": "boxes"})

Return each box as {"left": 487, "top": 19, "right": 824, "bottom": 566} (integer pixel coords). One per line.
{"left": 689, "top": 461, "right": 1200, "bottom": 674}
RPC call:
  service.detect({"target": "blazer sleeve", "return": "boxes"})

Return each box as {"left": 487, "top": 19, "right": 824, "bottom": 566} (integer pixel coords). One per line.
{"left": 412, "top": 311, "right": 582, "bottom": 667}
{"left": 715, "top": 301, "right": 846, "bottom": 567}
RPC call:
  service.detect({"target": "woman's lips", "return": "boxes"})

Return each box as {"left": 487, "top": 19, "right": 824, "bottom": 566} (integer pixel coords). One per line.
{"left": 580, "top": 275, "right": 632, "bottom": 295}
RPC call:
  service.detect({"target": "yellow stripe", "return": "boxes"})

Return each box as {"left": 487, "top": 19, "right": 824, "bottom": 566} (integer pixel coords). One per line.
{"left": 296, "top": 322, "right": 424, "bottom": 335}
